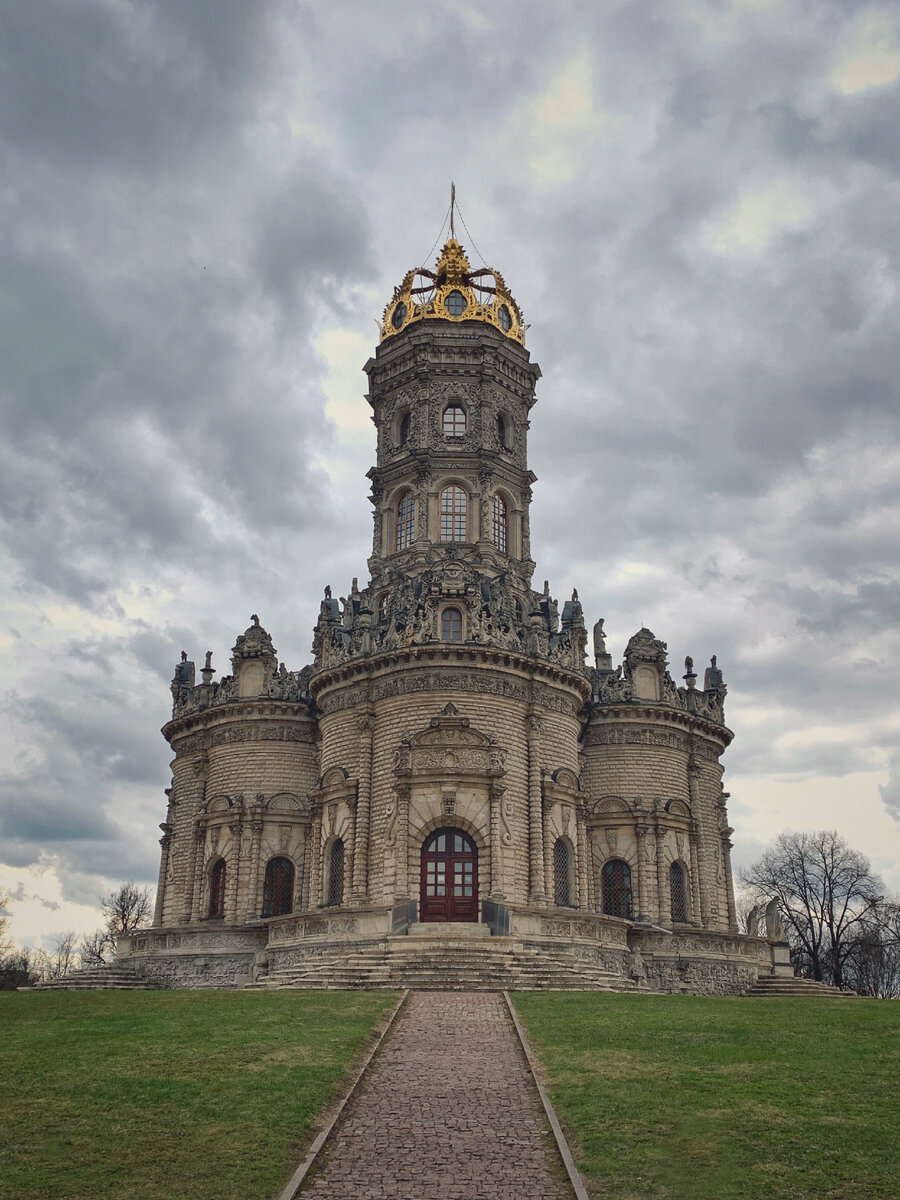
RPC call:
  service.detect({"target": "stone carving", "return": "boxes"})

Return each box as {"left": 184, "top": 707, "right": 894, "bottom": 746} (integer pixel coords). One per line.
{"left": 765, "top": 898, "right": 786, "bottom": 942}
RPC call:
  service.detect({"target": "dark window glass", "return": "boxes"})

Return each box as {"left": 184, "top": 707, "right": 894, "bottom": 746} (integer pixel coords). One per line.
{"left": 492, "top": 495, "right": 508, "bottom": 553}
{"left": 554, "top": 839, "right": 573, "bottom": 907}
{"left": 443, "top": 405, "right": 467, "bottom": 436}
{"left": 440, "top": 486, "right": 467, "bottom": 541}
{"left": 601, "top": 859, "right": 633, "bottom": 919}
{"left": 670, "top": 862, "right": 688, "bottom": 923}
{"left": 396, "top": 491, "right": 415, "bottom": 551}
{"left": 391, "top": 301, "right": 407, "bottom": 329}
{"left": 514, "top": 599, "right": 523, "bottom": 623}
{"left": 445, "top": 290, "right": 467, "bottom": 316}
{"left": 498, "top": 304, "right": 512, "bottom": 332}
{"left": 327, "top": 839, "right": 345, "bottom": 906}
{"left": 262, "top": 856, "right": 294, "bottom": 917}
{"left": 442, "top": 607, "right": 463, "bottom": 641}
{"left": 209, "top": 858, "right": 226, "bottom": 918}
{"left": 378, "top": 593, "right": 389, "bottom": 621}
{"left": 399, "top": 411, "right": 411, "bottom": 445}
{"left": 425, "top": 828, "right": 475, "bottom": 854}
{"left": 497, "top": 415, "right": 507, "bottom": 447}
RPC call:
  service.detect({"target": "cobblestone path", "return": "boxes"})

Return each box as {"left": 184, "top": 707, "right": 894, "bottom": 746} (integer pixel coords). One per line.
{"left": 299, "top": 991, "right": 573, "bottom": 1199}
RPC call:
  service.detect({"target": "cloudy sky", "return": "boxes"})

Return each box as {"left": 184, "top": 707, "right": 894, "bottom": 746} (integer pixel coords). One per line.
{"left": 2, "top": 0, "right": 899, "bottom": 948}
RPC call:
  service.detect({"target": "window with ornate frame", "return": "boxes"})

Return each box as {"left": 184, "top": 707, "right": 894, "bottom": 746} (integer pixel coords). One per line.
{"left": 670, "top": 861, "right": 689, "bottom": 923}
{"left": 262, "top": 856, "right": 294, "bottom": 917}
{"left": 396, "top": 491, "right": 415, "bottom": 551}
{"left": 497, "top": 413, "right": 507, "bottom": 448}
{"left": 209, "top": 858, "right": 226, "bottom": 918}
{"left": 440, "top": 486, "right": 467, "bottom": 541}
{"left": 327, "top": 839, "right": 345, "bottom": 906}
{"left": 442, "top": 405, "right": 466, "bottom": 437}
{"left": 399, "top": 411, "right": 411, "bottom": 446}
{"left": 601, "top": 859, "right": 633, "bottom": 919}
{"left": 441, "top": 607, "right": 463, "bottom": 642}
{"left": 553, "top": 838, "right": 574, "bottom": 907}
{"left": 491, "top": 494, "right": 508, "bottom": 552}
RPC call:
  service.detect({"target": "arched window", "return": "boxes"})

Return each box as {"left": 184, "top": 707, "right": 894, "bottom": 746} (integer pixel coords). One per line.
{"left": 670, "top": 862, "right": 689, "bottom": 923}
{"left": 440, "top": 486, "right": 467, "bottom": 541}
{"left": 209, "top": 858, "right": 226, "bottom": 918}
{"left": 601, "top": 859, "right": 633, "bottom": 919}
{"left": 491, "top": 495, "right": 508, "bottom": 553}
{"left": 262, "top": 856, "right": 294, "bottom": 917}
{"left": 399, "top": 411, "right": 411, "bottom": 445}
{"left": 396, "top": 491, "right": 415, "bottom": 551}
{"left": 441, "top": 607, "right": 463, "bottom": 642}
{"left": 497, "top": 414, "right": 507, "bottom": 448}
{"left": 553, "top": 838, "right": 574, "bottom": 907}
{"left": 443, "top": 405, "right": 466, "bottom": 436}
{"left": 327, "top": 839, "right": 345, "bottom": 906}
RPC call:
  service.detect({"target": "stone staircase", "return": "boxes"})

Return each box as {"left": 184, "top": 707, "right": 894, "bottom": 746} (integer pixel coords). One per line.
{"left": 744, "top": 974, "right": 852, "bottom": 998}
{"left": 29, "top": 963, "right": 151, "bottom": 991}
{"left": 247, "top": 935, "right": 642, "bottom": 992}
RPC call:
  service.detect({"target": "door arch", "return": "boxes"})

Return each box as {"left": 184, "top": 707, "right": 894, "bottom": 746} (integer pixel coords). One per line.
{"left": 420, "top": 827, "right": 478, "bottom": 922}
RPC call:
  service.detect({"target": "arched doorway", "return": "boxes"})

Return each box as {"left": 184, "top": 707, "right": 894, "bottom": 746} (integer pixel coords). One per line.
{"left": 420, "top": 827, "right": 478, "bottom": 922}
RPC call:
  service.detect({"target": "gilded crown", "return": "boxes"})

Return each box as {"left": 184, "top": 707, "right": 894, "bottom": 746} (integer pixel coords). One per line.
{"left": 380, "top": 238, "right": 525, "bottom": 345}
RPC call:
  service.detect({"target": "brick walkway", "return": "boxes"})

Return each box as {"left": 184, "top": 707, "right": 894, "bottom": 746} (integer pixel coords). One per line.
{"left": 299, "top": 991, "right": 574, "bottom": 1199}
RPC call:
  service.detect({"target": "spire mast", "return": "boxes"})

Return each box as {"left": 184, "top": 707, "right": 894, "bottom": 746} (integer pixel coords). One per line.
{"left": 450, "top": 181, "right": 456, "bottom": 239}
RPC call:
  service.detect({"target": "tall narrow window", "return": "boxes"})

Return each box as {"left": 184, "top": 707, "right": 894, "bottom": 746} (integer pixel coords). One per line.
{"left": 491, "top": 495, "right": 508, "bottom": 552}
{"left": 399, "top": 411, "right": 411, "bottom": 445}
{"left": 396, "top": 491, "right": 415, "bottom": 551}
{"left": 443, "top": 405, "right": 466, "bottom": 436}
{"left": 553, "top": 838, "right": 574, "bottom": 907}
{"left": 327, "top": 839, "right": 345, "bottom": 906}
{"left": 378, "top": 593, "right": 389, "bottom": 621}
{"left": 441, "top": 607, "right": 463, "bottom": 642}
{"left": 601, "top": 859, "right": 633, "bottom": 919}
{"left": 497, "top": 414, "right": 507, "bottom": 448}
{"left": 670, "top": 862, "right": 688, "bottom": 923}
{"left": 440, "top": 486, "right": 467, "bottom": 541}
{"left": 262, "top": 856, "right": 295, "bottom": 917}
{"left": 209, "top": 858, "right": 226, "bottom": 918}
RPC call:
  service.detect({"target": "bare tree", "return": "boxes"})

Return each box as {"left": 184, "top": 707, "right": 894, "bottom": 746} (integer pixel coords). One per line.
{"left": 844, "top": 902, "right": 900, "bottom": 999}
{"left": 100, "top": 881, "right": 153, "bottom": 938}
{"left": 79, "top": 927, "right": 115, "bottom": 967}
{"left": 741, "top": 830, "right": 885, "bottom": 990}
{"left": 43, "top": 931, "right": 80, "bottom": 979}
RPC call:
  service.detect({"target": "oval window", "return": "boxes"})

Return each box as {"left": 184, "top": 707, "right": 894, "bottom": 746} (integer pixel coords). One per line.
{"left": 498, "top": 304, "right": 511, "bottom": 332}
{"left": 445, "top": 290, "right": 467, "bottom": 317}
{"left": 391, "top": 301, "right": 407, "bottom": 330}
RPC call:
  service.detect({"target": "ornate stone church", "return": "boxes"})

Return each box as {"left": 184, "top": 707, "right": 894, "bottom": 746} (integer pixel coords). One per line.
{"left": 119, "top": 234, "right": 770, "bottom": 993}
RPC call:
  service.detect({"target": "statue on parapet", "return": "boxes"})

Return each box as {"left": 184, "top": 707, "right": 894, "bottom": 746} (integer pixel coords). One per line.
{"left": 765, "top": 897, "right": 786, "bottom": 942}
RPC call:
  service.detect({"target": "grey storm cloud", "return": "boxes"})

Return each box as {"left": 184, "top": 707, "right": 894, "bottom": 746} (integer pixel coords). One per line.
{"left": 1, "top": 0, "right": 898, "bottom": 930}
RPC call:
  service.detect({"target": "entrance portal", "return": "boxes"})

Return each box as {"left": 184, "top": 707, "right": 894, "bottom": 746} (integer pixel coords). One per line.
{"left": 420, "top": 827, "right": 478, "bottom": 922}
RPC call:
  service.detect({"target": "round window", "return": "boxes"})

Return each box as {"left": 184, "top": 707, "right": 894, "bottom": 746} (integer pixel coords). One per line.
{"left": 498, "top": 304, "right": 511, "bottom": 332}
{"left": 391, "top": 301, "right": 407, "bottom": 330}
{"left": 445, "top": 290, "right": 467, "bottom": 317}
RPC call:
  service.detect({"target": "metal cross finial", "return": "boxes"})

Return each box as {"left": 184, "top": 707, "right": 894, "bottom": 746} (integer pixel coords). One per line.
{"left": 450, "top": 181, "right": 456, "bottom": 239}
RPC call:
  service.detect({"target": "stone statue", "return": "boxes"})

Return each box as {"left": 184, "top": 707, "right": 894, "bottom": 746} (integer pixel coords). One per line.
{"left": 593, "top": 618, "right": 607, "bottom": 656}
{"left": 746, "top": 905, "right": 759, "bottom": 937}
{"left": 765, "top": 898, "right": 786, "bottom": 942}
{"left": 684, "top": 655, "right": 693, "bottom": 674}
{"left": 204, "top": 650, "right": 213, "bottom": 671}
{"left": 250, "top": 613, "right": 260, "bottom": 627}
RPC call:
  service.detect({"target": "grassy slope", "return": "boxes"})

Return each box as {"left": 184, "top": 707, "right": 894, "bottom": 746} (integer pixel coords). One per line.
{"left": 513, "top": 993, "right": 900, "bottom": 1200}
{"left": 0, "top": 990, "right": 398, "bottom": 1200}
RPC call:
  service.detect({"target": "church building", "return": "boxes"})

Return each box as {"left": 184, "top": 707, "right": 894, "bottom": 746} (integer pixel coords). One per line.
{"left": 118, "top": 232, "right": 770, "bottom": 993}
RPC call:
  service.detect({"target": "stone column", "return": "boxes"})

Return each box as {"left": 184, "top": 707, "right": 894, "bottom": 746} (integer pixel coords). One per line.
{"left": 224, "top": 821, "right": 242, "bottom": 924}
{"left": 309, "top": 806, "right": 323, "bottom": 907}
{"left": 526, "top": 715, "right": 546, "bottom": 903}
{"left": 688, "top": 762, "right": 711, "bottom": 926}
{"left": 634, "top": 825, "right": 647, "bottom": 917}
{"left": 576, "top": 805, "right": 589, "bottom": 910}
{"left": 722, "top": 833, "right": 738, "bottom": 932}
{"left": 188, "top": 822, "right": 205, "bottom": 922}
{"left": 244, "top": 808, "right": 264, "bottom": 921}
{"left": 688, "top": 831, "right": 703, "bottom": 927}
{"left": 154, "top": 826, "right": 171, "bottom": 926}
{"left": 489, "top": 784, "right": 504, "bottom": 897}
{"left": 543, "top": 798, "right": 555, "bottom": 906}
{"left": 393, "top": 782, "right": 411, "bottom": 900}
{"left": 654, "top": 823, "right": 668, "bottom": 926}
{"left": 351, "top": 713, "right": 375, "bottom": 901}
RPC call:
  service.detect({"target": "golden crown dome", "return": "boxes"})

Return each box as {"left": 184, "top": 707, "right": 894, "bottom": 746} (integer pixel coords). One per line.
{"left": 380, "top": 237, "right": 525, "bottom": 345}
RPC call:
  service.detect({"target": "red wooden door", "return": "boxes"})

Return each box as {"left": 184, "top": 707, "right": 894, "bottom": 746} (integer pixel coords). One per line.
{"left": 420, "top": 828, "right": 478, "bottom": 922}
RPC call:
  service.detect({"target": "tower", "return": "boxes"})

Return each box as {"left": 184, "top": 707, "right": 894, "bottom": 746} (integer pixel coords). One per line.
{"left": 123, "top": 225, "right": 767, "bottom": 994}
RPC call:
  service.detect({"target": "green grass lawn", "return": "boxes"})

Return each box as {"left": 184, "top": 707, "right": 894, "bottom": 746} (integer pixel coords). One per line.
{"left": 513, "top": 993, "right": 900, "bottom": 1200}
{"left": 0, "top": 989, "right": 399, "bottom": 1200}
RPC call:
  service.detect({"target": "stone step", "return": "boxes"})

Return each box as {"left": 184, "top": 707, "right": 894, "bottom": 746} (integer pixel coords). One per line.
{"left": 744, "top": 975, "right": 851, "bottom": 997}
{"left": 32, "top": 965, "right": 151, "bottom": 990}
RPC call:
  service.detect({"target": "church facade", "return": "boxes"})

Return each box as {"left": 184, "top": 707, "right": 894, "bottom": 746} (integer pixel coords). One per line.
{"left": 119, "top": 237, "right": 769, "bottom": 993}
